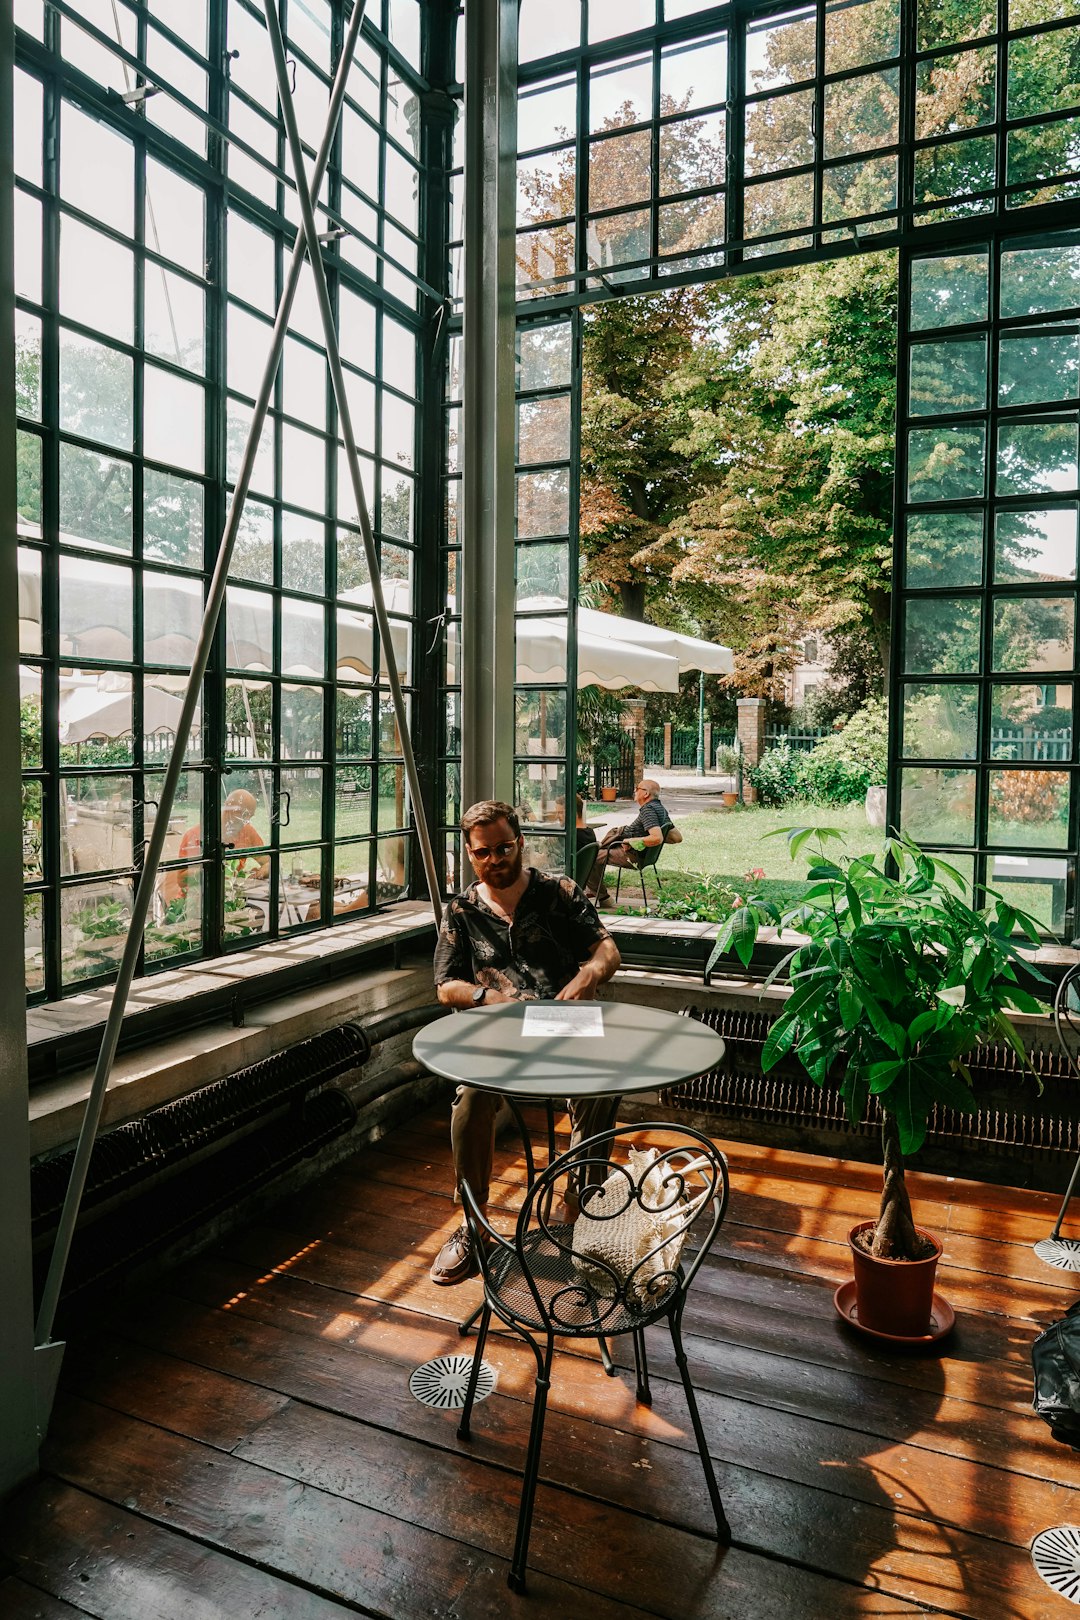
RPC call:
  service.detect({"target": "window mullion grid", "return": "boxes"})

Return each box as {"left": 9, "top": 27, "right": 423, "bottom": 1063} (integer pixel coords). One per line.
{"left": 39, "top": 48, "right": 63, "bottom": 1001}
{"left": 812, "top": 0, "right": 824, "bottom": 250}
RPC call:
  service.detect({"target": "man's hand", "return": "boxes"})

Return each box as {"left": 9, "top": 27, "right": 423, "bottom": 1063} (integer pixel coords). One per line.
{"left": 437, "top": 979, "right": 518, "bottom": 1009}
{"left": 554, "top": 967, "right": 599, "bottom": 1001}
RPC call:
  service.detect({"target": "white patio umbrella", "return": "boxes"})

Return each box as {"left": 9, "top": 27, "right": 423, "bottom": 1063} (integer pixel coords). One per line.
{"left": 576, "top": 606, "right": 735, "bottom": 676}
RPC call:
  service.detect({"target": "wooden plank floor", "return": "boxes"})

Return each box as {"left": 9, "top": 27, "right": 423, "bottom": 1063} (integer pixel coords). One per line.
{"left": 4, "top": 1104, "right": 1079, "bottom": 1619}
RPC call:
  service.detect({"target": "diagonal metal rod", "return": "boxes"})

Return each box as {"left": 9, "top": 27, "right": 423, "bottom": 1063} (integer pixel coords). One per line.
{"left": 34, "top": 0, "right": 372, "bottom": 1353}
{"left": 261, "top": 0, "right": 442, "bottom": 929}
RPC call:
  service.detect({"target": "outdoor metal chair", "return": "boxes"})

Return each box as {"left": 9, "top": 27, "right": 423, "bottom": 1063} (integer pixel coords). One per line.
{"left": 612, "top": 821, "right": 675, "bottom": 912}
{"left": 575, "top": 838, "right": 599, "bottom": 890}
{"left": 457, "top": 1121, "right": 732, "bottom": 1593}
{"left": 1035, "top": 963, "right": 1080, "bottom": 1270}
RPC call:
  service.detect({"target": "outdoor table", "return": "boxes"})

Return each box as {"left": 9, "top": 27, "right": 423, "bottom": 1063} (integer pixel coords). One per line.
{"left": 414, "top": 999, "right": 725, "bottom": 1344}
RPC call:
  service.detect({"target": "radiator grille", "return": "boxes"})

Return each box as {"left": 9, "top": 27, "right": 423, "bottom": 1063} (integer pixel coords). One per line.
{"left": 664, "top": 1006, "right": 1080, "bottom": 1158}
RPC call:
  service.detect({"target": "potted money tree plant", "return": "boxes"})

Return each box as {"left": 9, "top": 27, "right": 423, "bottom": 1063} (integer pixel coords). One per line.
{"left": 706, "top": 829, "right": 1047, "bottom": 1339}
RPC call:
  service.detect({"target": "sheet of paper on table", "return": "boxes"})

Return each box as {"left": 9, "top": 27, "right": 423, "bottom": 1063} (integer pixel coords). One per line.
{"left": 521, "top": 1004, "right": 604, "bottom": 1038}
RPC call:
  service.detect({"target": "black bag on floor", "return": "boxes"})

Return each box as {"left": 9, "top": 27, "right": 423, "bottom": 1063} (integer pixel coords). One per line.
{"left": 1032, "top": 1299, "right": 1080, "bottom": 1447}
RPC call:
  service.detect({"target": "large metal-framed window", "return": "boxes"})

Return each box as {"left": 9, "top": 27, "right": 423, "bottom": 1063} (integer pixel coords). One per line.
{"left": 16, "top": 0, "right": 432, "bottom": 1003}
{"left": 892, "top": 227, "right": 1080, "bottom": 940}
{"left": 509, "top": 0, "right": 1080, "bottom": 309}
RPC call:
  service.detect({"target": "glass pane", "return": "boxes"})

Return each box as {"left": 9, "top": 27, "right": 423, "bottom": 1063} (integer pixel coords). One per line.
{"left": 996, "top": 418, "right": 1080, "bottom": 495}
{"left": 908, "top": 337, "right": 987, "bottom": 414}
{"left": 1001, "top": 240, "right": 1080, "bottom": 318}
{"left": 515, "top": 0, "right": 578, "bottom": 58}
{"left": 59, "top": 217, "right": 134, "bottom": 345}
{"left": 335, "top": 766, "right": 371, "bottom": 838}
{"left": 225, "top": 679, "right": 272, "bottom": 758}
{"left": 905, "top": 508, "right": 984, "bottom": 588}
{"left": 58, "top": 667, "right": 132, "bottom": 764}
{"left": 1007, "top": 117, "right": 1080, "bottom": 197}
{"left": 824, "top": 69, "right": 899, "bottom": 158}
{"left": 145, "top": 266, "right": 205, "bottom": 372}
{"left": 59, "top": 444, "right": 133, "bottom": 553}
{"left": 15, "top": 191, "right": 42, "bottom": 303}
{"left": 147, "top": 867, "right": 203, "bottom": 964}
{"left": 825, "top": 0, "right": 900, "bottom": 71}
{"left": 22, "top": 780, "right": 42, "bottom": 881}
{"left": 987, "top": 769, "right": 1070, "bottom": 846}
{"left": 743, "top": 171, "right": 815, "bottom": 239}
{"left": 280, "top": 765, "right": 323, "bottom": 845}
{"left": 590, "top": 54, "right": 652, "bottom": 132}
{"left": 589, "top": 130, "right": 652, "bottom": 210}
{"left": 222, "top": 852, "right": 270, "bottom": 943}
{"left": 991, "top": 683, "right": 1073, "bottom": 758}
{"left": 586, "top": 210, "right": 651, "bottom": 280}
{"left": 282, "top": 423, "right": 326, "bottom": 512}
{"left": 1008, "top": 27, "right": 1080, "bottom": 120}
{"left": 900, "top": 683, "right": 979, "bottom": 757}
{"left": 281, "top": 687, "right": 324, "bottom": 760}
{"left": 17, "top": 429, "right": 41, "bottom": 538}
{"left": 917, "top": 0, "right": 994, "bottom": 48}
{"left": 144, "top": 676, "right": 202, "bottom": 763}
{"left": 336, "top": 688, "right": 372, "bottom": 756}
{"left": 60, "top": 557, "right": 133, "bottom": 662}
{"left": 337, "top": 607, "right": 376, "bottom": 681}
{"left": 144, "top": 570, "right": 202, "bottom": 668}
{"left": 992, "top": 594, "right": 1075, "bottom": 670}
{"left": 517, "top": 223, "right": 576, "bottom": 294}
{"left": 143, "top": 470, "right": 204, "bottom": 570}
{"left": 226, "top": 586, "right": 273, "bottom": 672}
{"left": 144, "top": 367, "right": 205, "bottom": 474}
{"left": 994, "top": 506, "right": 1078, "bottom": 581}
{"left": 745, "top": 6, "right": 818, "bottom": 93}
{"left": 517, "top": 615, "right": 568, "bottom": 685}
{"left": 516, "top": 468, "right": 570, "bottom": 537}
{"left": 987, "top": 851, "right": 1067, "bottom": 933}
{"left": 25, "top": 891, "right": 44, "bottom": 995}
{"left": 282, "top": 511, "right": 324, "bottom": 594}
{"left": 517, "top": 395, "right": 571, "bottom": 464}
{"left": 660, "top": 34, "right": 727, "bottom": 115}
{"left": 744, "top": 88, "right": 815, "bottom": 176}
{"left": 518, "top": 325, "right": 572, "bottom": 390}
{"left": 281, "top": 596, "right": 326, "bottom": 678}
{"left": 907, "top": 424, "right": 986, "bottom": 501}
{"left": 376, "top": 762, "right": 409, "bottom": 831}
{"left": 381, "top": 469, "right": 414, "bottom": 542}
{"left": 910, "top": 251, "right": 989, "bottom": 328}
{"left": 519, "top": 75, "right": 577, "bottom": 153}
{"left": 821, "top": 154, "right": 897, "bottom": 222}
{"left": 61, "top": 103, "right": 133, "bottom": 235}
{"left": 62, "top": 879, "right": 134, "bottom": 984}
{"left": 998, "top": 327, "right": 1080, "bottom": 407}
{"left": 516, "top": 542, "right": 569, "bottom": 604}
{"left": 516, "top": 688, "right": 568, "bottom": 755}
{"left": 914, "top": 46, "right": 996, "bottom": 139}
{"left": 913, "top": 135, "right": 996, "bottom": 210}
{"left": 516, "top": 761, "right": 566, "bottom": 827}
{"left": 899, "top": 766, "right": 976, "bottom": 843}
{"left": 277, "top": 847, "right": 322, "bottom": 930}
{"left": 588, "top": 0, "right": 652, "bottom": 41}
{"left": 145, "top": 160, "right": 206, "bottom": 276}
{"left": 904, "top": 595, "right": 982, "bottom": 672}
{"left": 375, "top": 834, "right": 408, "bottom": 899}
{"left": 60, "top": 331, "right": 134, "bottom": 451}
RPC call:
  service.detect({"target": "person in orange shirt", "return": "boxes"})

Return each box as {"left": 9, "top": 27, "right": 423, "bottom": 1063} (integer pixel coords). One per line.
{"left": 160, "top": 788, "right": 269, "bottom": 903}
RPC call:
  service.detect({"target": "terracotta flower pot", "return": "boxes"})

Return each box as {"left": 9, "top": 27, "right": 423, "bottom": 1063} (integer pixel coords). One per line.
{"left": 848, "top": 1220, "right": 942, "bottom": 1337}
{"left": 722, "top": 792, "right": 739, "bottom": 807}
{"left": 600, "top": 786, "right": 617, "bottom": 802}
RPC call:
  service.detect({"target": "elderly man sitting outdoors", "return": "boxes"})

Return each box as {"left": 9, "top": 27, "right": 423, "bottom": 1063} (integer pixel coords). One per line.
{"left": 585, "top": 777, "right": 681, "bottom": 907}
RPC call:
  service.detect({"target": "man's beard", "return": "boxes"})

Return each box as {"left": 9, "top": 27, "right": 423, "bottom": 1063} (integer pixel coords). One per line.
{"left": 484, "top": 847, "right": 524, "bottom": 890}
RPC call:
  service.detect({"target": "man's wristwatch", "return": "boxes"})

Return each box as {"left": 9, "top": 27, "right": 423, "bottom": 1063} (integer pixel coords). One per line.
{"left": 471, "top": 984, "right": 486, "bottom": 1005}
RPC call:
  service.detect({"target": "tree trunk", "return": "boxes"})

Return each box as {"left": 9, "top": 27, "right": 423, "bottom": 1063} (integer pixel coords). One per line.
{"left": 872, "top": 1111, "right": 920, "bottom": 1259}
{"left": 618, "top": 580, "right": 646, "bottom": 620}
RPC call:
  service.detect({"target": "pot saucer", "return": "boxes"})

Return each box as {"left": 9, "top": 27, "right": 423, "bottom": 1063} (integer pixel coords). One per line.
{"left": 834, "top": 1279, "right": 955, "bottom": 1346}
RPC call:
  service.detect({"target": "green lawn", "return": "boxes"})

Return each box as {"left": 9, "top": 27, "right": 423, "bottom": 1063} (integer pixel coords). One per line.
{"left": 586, "top": 800, "right": 885, "bottom": 918}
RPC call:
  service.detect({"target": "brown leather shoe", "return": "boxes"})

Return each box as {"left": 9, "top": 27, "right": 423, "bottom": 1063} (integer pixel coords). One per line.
{"left": 430, "top": 1221, "right": 480, "bottom": 1286}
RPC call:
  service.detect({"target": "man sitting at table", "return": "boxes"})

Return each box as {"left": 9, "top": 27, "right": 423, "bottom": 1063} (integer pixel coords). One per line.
{"left": 430, "top": 798, "right": 622, "bottom": 1286}
{"left": 585, "top": 777, "right": 681, "bottom": 907}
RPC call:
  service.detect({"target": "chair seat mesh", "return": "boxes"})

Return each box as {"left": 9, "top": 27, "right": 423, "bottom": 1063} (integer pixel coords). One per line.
{"left": 487, "top": 1222, "right": 677, "bottom": 1335}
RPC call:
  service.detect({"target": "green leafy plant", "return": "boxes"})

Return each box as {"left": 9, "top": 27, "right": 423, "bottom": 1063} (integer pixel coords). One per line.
{"left": 705, "top": 828, "right": 1048, "bottom": 1260}
{"left": 74, "top": 898, "right": 129, "bottom": 941}
{"left": 747, "top": 743, "right": 807, "bottom": 806}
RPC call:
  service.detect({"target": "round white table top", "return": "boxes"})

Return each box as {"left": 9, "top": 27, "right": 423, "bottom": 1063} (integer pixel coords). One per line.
{"left": 413, "top": 999, "right": 725, "bottom": 1098}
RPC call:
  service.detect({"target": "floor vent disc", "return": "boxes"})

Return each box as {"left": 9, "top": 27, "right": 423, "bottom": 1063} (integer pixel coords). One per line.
{"left": 1034, "top": 1238, "right": 1080, "bottom": 1272}
{"left": 1032, "top": 1526, "right": 1080, "bottom": 1603}
{"left": 409, "top": 1354, "right": 497, "bottom": 1410}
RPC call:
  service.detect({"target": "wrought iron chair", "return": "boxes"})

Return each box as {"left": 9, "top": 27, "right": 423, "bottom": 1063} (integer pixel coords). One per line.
{"left": 457, "top": 1121, "right": 732, "bottom": 1592}
{"left": 1036, "top": 963, "right": 1080, "bottom": 1270}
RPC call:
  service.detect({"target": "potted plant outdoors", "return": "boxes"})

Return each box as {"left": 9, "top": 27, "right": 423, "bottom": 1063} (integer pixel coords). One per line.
{"left": 705, "top": 827, "right": 1048, "bottom": 1339}
{"left": 593, "top": 735, "right": 624, "bottom": 802}
{"left": 715, "top": 744, "right": 741, "bottom": 807}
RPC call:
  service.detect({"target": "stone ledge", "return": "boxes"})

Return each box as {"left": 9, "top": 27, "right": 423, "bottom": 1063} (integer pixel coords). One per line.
{"left": 29, "top": 953, "right": 436, "bottom": 1160}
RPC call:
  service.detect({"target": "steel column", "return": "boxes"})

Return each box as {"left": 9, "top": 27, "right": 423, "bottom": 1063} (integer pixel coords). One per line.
{"left": 0, "top": 0, "right": 41, "bottom": 1493}
{"left": 34, "top": 0, "right": 370, "bottom": 1360}
{"left": 460, "top": 0, "right": 517, "bottom": 807}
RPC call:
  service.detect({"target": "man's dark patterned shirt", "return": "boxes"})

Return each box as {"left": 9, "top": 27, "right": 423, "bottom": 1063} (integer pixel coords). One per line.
{"left": 433, "top": 868, "right": 610, "bottom": 1000}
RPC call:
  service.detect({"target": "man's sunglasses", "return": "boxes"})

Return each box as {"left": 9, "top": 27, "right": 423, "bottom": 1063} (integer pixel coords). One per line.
{"left": 467, "top": 840, "right": 519, "bottom": 861}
